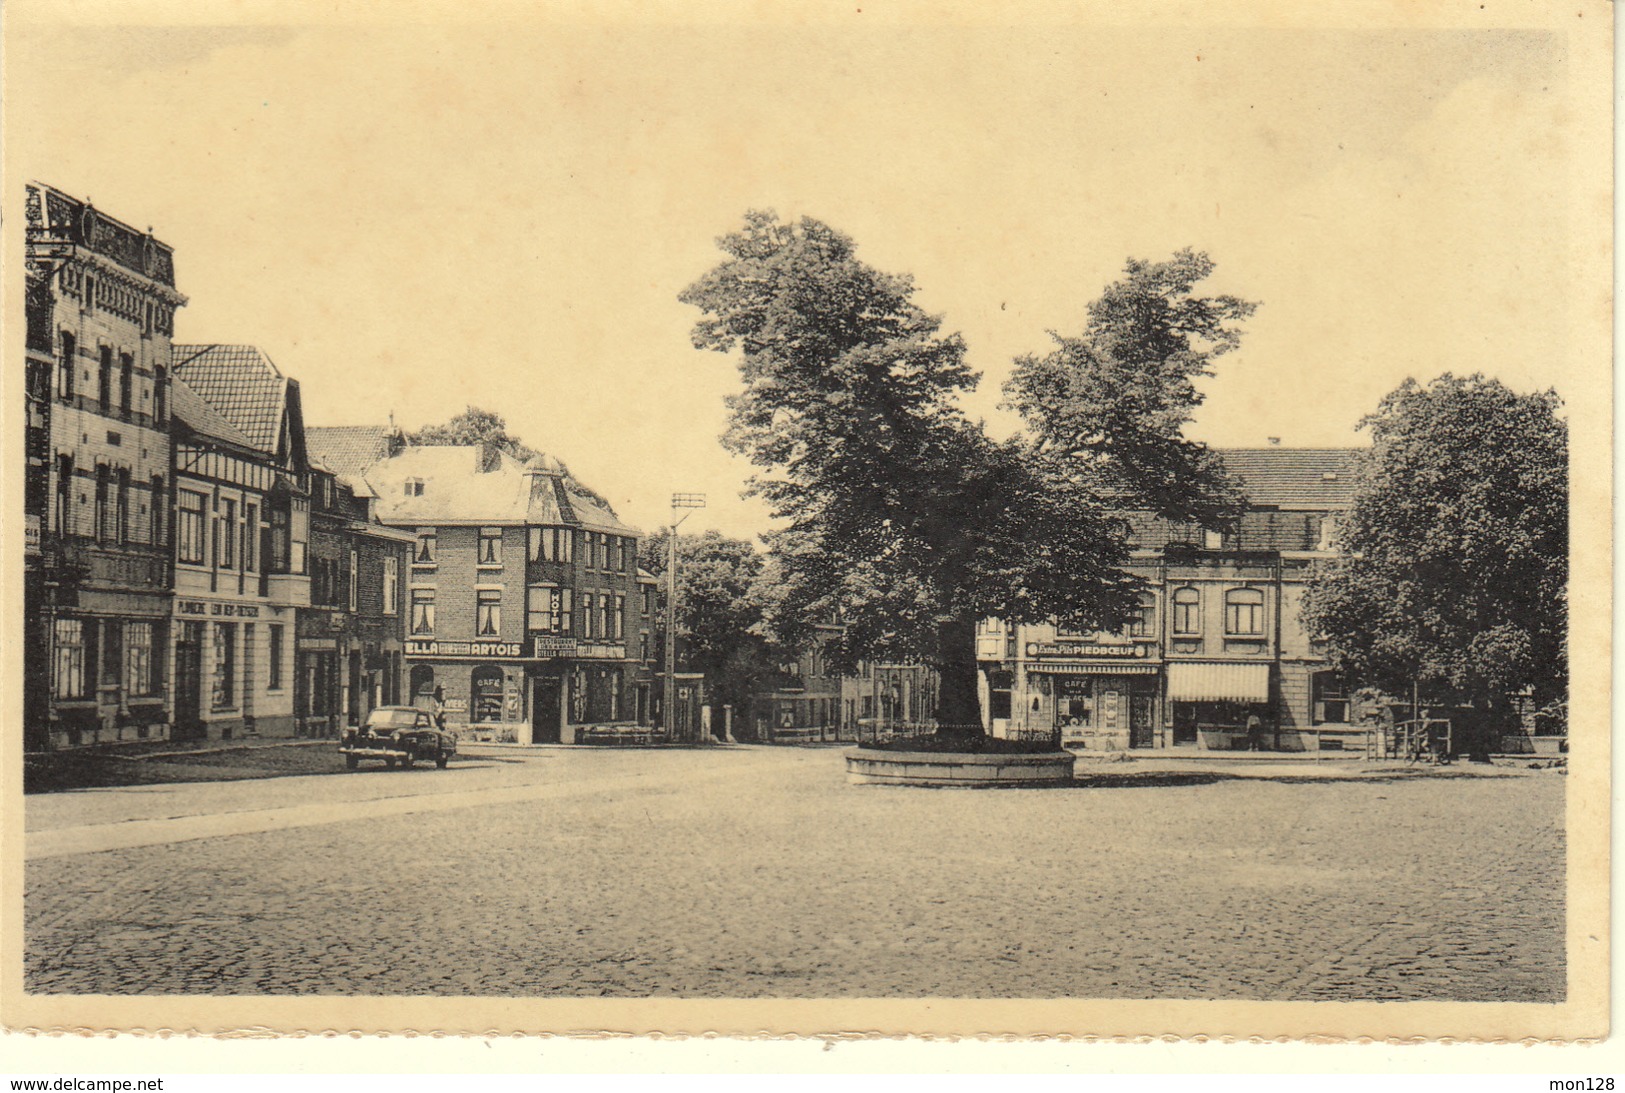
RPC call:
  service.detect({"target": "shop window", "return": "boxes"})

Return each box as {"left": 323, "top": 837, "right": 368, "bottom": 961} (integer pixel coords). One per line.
{"left": 1172, "top": 587, "right": 1201, "bottom": 636}
{"left": 476, "top": 589, "right": 501, "bottom": 636}
{"left": 478, "top": 527, "right": 503, "bottom": 567}
{"left": 1225, "top": 588, "right": 1265, "bottom": 636}
{"left": 53, "top": 618, "right": 87, "bottom": 699}
{"left": 212, "top": 622, "right": 236, "bottom": 710}
{"left": 471, "top": 666, "right": 504, "bottom": 723}
{"left": 1127, "top": 591, "right": 1156, "bottom": 637}
{"left": 1312, "top": 672, "right": 1349, "bottom": 725}
{"left": 411, "top": 588, "right": 436, "bottom": 635}
{"left": 124, "top": 621, "right": 155, "bottom": 697}
{"left": 383, "top": 557, "right": 398, "bottom": 615}
{"left": 267, "top": 624, "right": 284, "bottom": 691}
{"left": 414, "top": 529, "right": 437, "bottom": 565}
{"left": 410, "top": 664, "right": 435, "bottom": 701}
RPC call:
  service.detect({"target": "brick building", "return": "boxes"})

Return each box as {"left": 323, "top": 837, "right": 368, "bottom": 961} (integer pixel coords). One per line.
{"left": 306, "top": 432, "right": 654, "bottom": 743}
{"left": 977, "top": 447, "right": 1364, "bottom": 752}
{"left": 23, "top": 183, "right": 187, "bottom": 749}
{"left": 294, "top": 457, "right": 413, "bottom": 736}
{"left": 167, "top": 345, "right": 312, "bottom": 740}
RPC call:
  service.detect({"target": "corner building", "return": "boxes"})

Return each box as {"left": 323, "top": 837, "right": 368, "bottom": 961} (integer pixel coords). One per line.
{"left": 306, "top": 433, "right": 651, "bottom": 743}
{"left": 23, "top": 183, "right": 187, "bottom": 749}
{"left": 978, "top": 448, "right": 1364, "bottom": 752}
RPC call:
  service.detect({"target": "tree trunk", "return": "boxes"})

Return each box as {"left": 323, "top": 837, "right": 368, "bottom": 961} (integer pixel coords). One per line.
{"left": 933, "top": 614, "right": 984, "bottom": 742}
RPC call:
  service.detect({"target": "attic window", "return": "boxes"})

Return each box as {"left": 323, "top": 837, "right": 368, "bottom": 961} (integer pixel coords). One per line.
{"left": 404, "top": 478, "right": 425, "bottom": 497}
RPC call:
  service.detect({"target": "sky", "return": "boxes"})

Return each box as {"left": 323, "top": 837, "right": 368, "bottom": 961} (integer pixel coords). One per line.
{"left": 5, "top": 2, "right": 1598, "bottom": 542}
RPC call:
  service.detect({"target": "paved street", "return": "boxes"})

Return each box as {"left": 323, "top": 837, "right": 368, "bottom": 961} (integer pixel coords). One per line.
{"left": 26, "top": 746, "right": 1564, "bottom": 1000}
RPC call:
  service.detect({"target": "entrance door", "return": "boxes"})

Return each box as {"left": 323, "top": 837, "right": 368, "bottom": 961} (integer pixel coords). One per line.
{"left": 172, "top": 624, "right": 204, "bottom": 741}
{"left": 531, "top": 677, "right": 563, "bottom": 743}
{"left": 1129, "top": 693, "right": 1156, "bottom": 749}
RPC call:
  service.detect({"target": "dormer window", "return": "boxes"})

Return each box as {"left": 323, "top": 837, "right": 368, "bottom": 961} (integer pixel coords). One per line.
{"left": 404, "top": 478, "right": 425, "bottom": 497}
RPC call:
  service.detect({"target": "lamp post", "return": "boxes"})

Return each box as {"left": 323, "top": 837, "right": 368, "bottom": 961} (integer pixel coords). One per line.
{"left": 665, "top": 492, "right": 706, "bottom": 742}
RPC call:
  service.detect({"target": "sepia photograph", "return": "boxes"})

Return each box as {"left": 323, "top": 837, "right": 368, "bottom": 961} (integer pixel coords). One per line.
{"left": 1, "top": 0, "right": 1611, "bottom": 1052}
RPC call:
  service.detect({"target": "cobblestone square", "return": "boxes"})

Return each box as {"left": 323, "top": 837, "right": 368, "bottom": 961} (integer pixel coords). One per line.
{"left": 25, "top": 747, "right": 1564, "bottom": 1000}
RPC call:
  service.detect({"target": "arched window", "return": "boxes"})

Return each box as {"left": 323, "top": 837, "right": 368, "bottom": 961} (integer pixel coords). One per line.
{"left": 1225, "top": 587, "right": 1265, "bottom": 636}
{"left": 471, "top": 665, "right": 504, "bottom": 723}
{"left": 410, "top": 664, "right": 436, "bottom": 702}
{"left": 1171, "top": 587, "right": 1201, "bottom": 636}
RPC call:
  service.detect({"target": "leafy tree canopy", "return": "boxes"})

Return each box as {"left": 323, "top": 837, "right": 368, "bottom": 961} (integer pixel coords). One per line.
{"left": 681, "top": 213, "right": 1252, "bottom": 732}
{"left": 1301, "top": 373, "right": 1568, "bottom": 710}
{"left": 406, "top": 405, "right": 614, "bottom": 512}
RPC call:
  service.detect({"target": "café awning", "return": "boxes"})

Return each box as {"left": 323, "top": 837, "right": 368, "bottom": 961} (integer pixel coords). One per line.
{"left": 1166, "top": 662, "right": 1270, "bottom": 702}
{"left": 1025, "top": 663, "right": 1159, "bottom": 675}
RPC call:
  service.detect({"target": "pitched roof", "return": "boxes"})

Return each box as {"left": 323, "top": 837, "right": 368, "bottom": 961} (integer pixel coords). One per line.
{"left": 1216, "top": 448, "right": 1363, "bottom": 509}
{"left": 171, "top": 344, "right": 289, "bottom": 454}
{"left": 363, "top": 444, "right": 637, "bottom": 533}
{"left": 306, "top": 425, "right": 394, "bottom": 482}
{"left": 171, "top": 374, "right": 257, "bottom": 450}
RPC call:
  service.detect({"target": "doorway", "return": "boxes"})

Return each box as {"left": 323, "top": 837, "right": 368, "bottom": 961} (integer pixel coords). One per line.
{"left": 172, "top": 622, "right": 204, "bottom": 741}
{"left": 531, "top": 676, "right": 563, "bottom": 743}
{"left": 1130, "top": 692, "right": 1156, "bottom": 748}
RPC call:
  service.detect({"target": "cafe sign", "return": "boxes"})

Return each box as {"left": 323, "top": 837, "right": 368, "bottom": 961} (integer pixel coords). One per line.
{"left": 1027, "top": 640, "right": 1149, "bottom": 659}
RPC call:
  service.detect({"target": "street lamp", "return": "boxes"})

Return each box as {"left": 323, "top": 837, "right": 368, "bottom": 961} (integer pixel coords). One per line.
{"left": 665, "top": 492, "right": 706, "bottom": 742}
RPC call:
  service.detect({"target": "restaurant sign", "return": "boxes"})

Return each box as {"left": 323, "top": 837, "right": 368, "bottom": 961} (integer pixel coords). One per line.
{"left": 1027, "top": 640, "right": 1150, "bottom": 659}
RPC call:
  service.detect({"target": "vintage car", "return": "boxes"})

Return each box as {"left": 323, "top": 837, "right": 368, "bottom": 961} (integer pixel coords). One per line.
{"left": 339, "top": 705, "right": 457, "bottom": 770}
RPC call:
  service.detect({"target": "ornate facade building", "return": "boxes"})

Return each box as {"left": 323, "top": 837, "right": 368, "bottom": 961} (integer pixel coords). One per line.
{"left": 24, "top": 183, "right": 187, "bottom": 749}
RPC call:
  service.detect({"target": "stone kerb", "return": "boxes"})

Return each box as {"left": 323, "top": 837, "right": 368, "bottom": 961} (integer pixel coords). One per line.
{"left": 844, "top": 748, "right": 1077, "bottom": 787}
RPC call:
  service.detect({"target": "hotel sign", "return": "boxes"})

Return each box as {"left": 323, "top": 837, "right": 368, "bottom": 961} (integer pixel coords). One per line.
{"left": 406, "top": 638, "right": 527, "bottom": 660}
{"left": 1027, "top": 641, "right": 1150, "bottom": 659}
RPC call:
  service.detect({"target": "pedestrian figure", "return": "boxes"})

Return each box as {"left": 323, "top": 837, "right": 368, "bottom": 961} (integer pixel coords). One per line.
{"left": 1246, "top": 713, "right": 1265, "bottom": 752}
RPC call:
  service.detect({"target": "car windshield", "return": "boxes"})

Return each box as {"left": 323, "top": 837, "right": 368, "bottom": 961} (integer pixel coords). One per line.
{"left": 365, "top": 709, "right": 422, "bottom": 729}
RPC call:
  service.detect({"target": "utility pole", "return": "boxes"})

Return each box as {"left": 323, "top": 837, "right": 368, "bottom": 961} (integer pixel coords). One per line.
{"left": 665, "top": 492, "right": 705, "bottom": 742}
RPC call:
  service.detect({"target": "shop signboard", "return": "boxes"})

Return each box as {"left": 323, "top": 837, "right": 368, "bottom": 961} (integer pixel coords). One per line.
{"left": 176, "top": 598, "right": 262, "bottom": 618}
{"left": 405, "top": 638, "right": 528, "bottom": 659}
{"left": 1028, "top": 640, "right": 1149, "bottom": 659}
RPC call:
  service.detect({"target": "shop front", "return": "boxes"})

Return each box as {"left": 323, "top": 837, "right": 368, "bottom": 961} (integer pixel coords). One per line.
{"left": 1026, "top": 664, "right": 1161, "bottom": 749}
{"left": 1165, "top": 660, "right": 1273, "bottom": 750}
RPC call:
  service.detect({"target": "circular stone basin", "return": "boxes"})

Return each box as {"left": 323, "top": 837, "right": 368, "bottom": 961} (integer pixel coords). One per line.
{"left": 844, "top": 748, "right": 1077, "bottom": 787}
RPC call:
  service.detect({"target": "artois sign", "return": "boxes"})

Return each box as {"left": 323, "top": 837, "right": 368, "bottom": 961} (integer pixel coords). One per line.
{"left": 405, "top": 639, "right": 526, "bottom": 659}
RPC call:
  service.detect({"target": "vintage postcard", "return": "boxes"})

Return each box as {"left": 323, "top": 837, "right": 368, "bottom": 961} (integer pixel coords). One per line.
{"left": 1, "top": 0, "right": 1611, "bottom": 1047}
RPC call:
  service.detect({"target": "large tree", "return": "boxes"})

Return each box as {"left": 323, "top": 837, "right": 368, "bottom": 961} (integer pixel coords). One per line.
{"left": 680, "top": 213, "right": 1252, "bottom": 740}
{"left": 1300, "top": 374, "right": 1568, "bottom": 747}
{"left": 639, "top": 529, "right": 781, "bottom": 731}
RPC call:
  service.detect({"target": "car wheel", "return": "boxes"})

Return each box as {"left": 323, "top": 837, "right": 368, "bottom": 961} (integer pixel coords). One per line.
{"left": 436, "top": 752, "right": 449, "bottom": 769}
{"left": 385, "top": 757, "right": 396, "bottom": 769}
{"left": 345, "top": 754, "right": 359, "bottom": 770}
{"left": 400, "top": 752, "right": 415, "bottom": 769}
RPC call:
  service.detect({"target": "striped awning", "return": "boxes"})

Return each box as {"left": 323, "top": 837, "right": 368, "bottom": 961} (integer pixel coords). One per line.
{"left": 1166, "top": 662, "right": 1270, "bottom": 702}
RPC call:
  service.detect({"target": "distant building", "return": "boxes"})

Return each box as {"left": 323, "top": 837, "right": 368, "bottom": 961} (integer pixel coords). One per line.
{"left": 167, "top": 345, "right": 314, "bottom": 740}
{"left": 306, "top": 432, "right": 654, "bottom": 743}
{"left": 24, "top": 183, "right": 187, "bottom": 750}
{"left": 978, "top": 447, "right": 1363, "bottom": 752}
{"left": 756, "top": 624, "right": 939, "bottom": 744}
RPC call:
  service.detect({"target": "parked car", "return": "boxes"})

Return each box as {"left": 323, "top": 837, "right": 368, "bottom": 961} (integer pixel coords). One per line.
{"left": 340, "top": 705, "right": 457, "bottom": 770}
